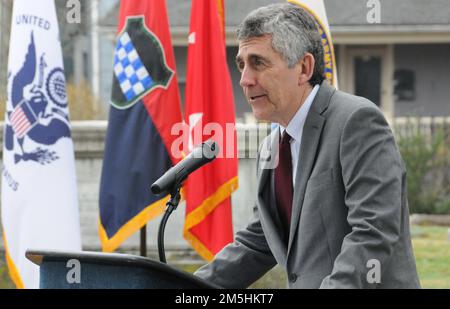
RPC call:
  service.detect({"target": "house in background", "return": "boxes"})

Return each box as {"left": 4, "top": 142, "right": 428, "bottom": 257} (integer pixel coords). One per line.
{"left": 1, "top": 0, "right": 450, "bottom": 121}
{"left": 91, "top": 0, "right": 450, "bottom": 122}
{"left": 326, "top": 0, "right": 450, "bottom": 120}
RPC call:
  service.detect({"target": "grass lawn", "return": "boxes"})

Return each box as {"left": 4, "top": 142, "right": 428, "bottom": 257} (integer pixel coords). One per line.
{"left": 180, "top": 225, "right": 450, "bottom": 289}
{"left": 0, "top": 225, "right": 449, "bottom": 289}
{"left": 411, "top": 225, "right": 450, "bottom": 288}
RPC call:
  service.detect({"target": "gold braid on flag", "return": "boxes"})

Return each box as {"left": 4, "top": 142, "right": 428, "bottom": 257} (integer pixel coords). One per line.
{"left": 99, "top": 187, "right": 186, "bottom": 252}
{"left": 287, "top": 0, "right": 338, "bottom": 87}
{"left": 183, "top": 177, "right": 238, "bottom": 261}
{"left": 2, "top": 233, "right": 25, "bottom": 288}
{"left": 216, "top": 0, "right": 225, "bottom": 40}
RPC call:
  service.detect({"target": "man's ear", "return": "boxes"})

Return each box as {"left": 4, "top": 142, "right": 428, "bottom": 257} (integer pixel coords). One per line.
{"left": 298, "top": 53, "right": 315, "bottom": 85}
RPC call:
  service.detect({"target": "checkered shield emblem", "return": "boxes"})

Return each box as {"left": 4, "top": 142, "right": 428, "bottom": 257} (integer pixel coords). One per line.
{"left": 110, "top": 17, "right": 174, "bottom": 109}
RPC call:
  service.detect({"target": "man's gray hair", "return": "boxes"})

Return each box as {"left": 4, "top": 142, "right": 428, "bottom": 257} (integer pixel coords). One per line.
{"left": 237, "top": 3, "right": 325, "bottom": 86}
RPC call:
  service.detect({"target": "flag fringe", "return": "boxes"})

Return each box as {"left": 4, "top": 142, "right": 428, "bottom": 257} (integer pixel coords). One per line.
{"left": 287, "top": 0, "right": 337, "bottom": 87}
{"left": 99, "top": 187, "right": 187, "bottom": 252}
{"left": 2, "top": 233, "right": 25, "bottom": 289}
{"left": 216, "top": 0, "right": 225, "bottom": 39}
{"left": 184, "top": 177, "right": 238, "bottom": 231}
{"left": 98, "top": 197, "right": 167, "bottom": 252}
{"left": 183, "top": 229, "right": 215, "bottom": 262}
{"left": 183, "top": 176, "right": 238, "bottom": 260}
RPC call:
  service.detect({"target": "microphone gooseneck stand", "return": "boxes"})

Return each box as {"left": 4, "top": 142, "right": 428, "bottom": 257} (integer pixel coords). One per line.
{"left": 153, "top": 140, "right": 219, "bottom": 264}
{"left": 157, "top": 187, "right": 181, "bottom": 263}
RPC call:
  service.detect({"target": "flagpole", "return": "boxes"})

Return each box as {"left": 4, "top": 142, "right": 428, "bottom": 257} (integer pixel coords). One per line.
{"left": 140, "top": 225, "right": 147, "bottom": 257}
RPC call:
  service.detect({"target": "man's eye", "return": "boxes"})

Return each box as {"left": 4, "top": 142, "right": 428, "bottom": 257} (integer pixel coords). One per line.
{"left": 251, "top": 57, "right": 265, "bottom": 69}
{"left": 236, "top": 61, "right": 244, "bottom": 72}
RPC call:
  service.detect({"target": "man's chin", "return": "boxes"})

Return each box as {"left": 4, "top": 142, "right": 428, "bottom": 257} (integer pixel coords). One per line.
{"left": 252, "top": 112, "right": 273, "bottom": 123}
{"left": 249, "top": 104, "right": 275, "bottom": 123}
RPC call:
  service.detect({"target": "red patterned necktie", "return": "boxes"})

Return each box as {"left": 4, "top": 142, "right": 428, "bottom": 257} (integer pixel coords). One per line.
{"left": 274, "top": 131, "right": 293, "bottom": 239}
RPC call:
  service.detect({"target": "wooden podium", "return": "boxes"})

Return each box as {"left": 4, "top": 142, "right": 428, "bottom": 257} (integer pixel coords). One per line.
{"left": 26, "top": 250, "right": 219, "bottom": 289}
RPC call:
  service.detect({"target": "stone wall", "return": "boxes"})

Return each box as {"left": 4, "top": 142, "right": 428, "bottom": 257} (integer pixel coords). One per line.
{"left": 0, "top": 121, "right": 270, "bottom": 257}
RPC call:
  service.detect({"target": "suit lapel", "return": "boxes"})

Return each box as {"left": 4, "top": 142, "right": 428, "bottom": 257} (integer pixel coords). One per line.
{"left": 257, "top": 131, "right": 288, "bottom": 264}
{"left": 287, "top": 113, "right": 325, "bottom": 253}
{"left": 287, "top": 81, "right": 335, "bottom": 255}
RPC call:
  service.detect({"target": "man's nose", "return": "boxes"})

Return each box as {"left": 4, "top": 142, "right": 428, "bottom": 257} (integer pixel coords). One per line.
{"left": 239, "top": 67, "right": 256, "bottom": 88}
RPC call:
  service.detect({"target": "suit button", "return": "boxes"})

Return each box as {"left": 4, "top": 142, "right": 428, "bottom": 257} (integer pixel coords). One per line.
{"left": 289, "top": 274, "right": 298, "bottom": 283}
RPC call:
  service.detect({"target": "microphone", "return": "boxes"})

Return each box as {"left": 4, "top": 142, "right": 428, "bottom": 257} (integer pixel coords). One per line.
{"left": 151, "top": 140, "right": 219, "bottom": 195}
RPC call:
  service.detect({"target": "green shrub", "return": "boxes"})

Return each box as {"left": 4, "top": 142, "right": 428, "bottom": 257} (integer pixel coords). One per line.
{"left": 66, "top": 81, "right": 107, "bottom": 120}
{"left": 397, "top": 126, "right": 450, "bottom": 214}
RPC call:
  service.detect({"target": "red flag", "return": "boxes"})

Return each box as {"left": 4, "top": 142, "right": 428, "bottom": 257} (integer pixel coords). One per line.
{"left": 184, "top": 0, "right": 238, "bottom": 261}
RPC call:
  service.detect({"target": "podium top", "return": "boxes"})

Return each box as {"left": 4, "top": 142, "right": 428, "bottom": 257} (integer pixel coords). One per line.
{"left": 26, "top": 249, "right": 220, "bottom": 289}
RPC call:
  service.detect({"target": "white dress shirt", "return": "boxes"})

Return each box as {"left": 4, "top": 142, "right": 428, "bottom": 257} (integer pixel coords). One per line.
{"left": 279, "top": 84, "right": 320, "bottom": 185}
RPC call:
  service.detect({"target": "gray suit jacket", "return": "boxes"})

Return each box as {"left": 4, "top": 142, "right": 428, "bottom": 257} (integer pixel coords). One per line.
{"left": 195, "top": 81, "right": 420, "bottom": 288}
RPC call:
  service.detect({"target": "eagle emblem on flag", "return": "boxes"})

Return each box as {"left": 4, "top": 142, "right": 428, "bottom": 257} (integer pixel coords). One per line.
{"left": 4, "top": 32, "right": 71, "bottom": 165}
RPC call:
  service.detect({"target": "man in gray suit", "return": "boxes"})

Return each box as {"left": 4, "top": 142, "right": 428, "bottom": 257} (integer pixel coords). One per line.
{"left": 195, "top": 3, "right": 420, "bottom": 288}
